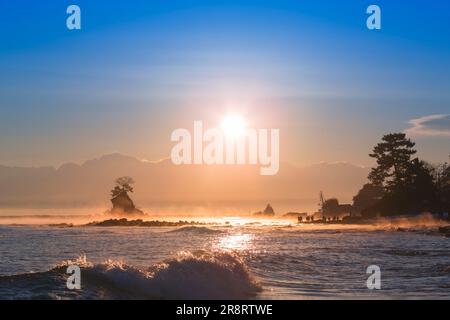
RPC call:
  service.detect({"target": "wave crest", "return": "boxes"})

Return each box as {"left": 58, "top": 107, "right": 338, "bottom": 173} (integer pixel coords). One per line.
{"left": 1, "top": 251, "right": 261, "bottom": 300}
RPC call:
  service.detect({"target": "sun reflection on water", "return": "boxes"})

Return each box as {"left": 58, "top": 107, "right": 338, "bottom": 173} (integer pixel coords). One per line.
{"left": 215, "top": 233, "right": 253, "bottom": 251}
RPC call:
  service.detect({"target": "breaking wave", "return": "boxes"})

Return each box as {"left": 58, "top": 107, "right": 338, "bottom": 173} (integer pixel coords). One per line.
{"left": 0, "top": 251, "right": 261, "bottom": 300}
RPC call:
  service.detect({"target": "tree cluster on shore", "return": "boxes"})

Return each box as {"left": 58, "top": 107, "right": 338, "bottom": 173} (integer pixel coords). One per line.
{"left": 353, "top": 133, "right": 450, "bottom": 217}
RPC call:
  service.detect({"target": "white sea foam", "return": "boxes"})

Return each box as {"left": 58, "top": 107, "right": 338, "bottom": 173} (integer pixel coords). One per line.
{"left": 51, "top": 251, "right": 261, "bottom": 299}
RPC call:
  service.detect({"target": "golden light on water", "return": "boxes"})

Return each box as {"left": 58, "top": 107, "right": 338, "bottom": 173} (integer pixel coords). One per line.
{"left": 216, "top": 233, "right": 252, "bottom": 251}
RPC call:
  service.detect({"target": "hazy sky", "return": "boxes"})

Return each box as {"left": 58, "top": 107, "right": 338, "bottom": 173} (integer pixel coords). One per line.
{"left": 1, "top": 0, "right": 449, "bottom": 167}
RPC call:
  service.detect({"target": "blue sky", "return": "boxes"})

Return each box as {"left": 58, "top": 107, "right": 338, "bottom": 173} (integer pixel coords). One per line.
{"left": 0, "top": 0, "right": 449, "bottom": 167}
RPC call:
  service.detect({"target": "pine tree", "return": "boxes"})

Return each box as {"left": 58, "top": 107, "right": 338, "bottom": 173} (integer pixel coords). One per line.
{"left": 368, "top": 133, "right": 416, "bottom": 191}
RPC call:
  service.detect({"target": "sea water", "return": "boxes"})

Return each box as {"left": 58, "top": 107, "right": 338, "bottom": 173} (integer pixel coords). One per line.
{"left": 0, "top": 218, "right": 449, "bottom": 299}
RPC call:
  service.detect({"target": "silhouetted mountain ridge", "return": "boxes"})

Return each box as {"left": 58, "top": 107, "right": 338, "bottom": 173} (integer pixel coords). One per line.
{"left": 0, "top": 154, "right": 370, "bottom": 209}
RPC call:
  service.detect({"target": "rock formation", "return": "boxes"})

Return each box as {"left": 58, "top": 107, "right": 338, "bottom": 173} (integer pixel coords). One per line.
{"left": 253, "top": 203, "right": 275, "bottom": 217}
{"left": 108, "top": 176, "right": 145, "bottom": 216}
{"left": 110, "top": 190, "right": 144, "bottom": 216}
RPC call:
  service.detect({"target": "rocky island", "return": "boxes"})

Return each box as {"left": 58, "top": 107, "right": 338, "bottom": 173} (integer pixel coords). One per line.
{"left": 107, "top": 176, "right": 145, "bottom": 216}
{"left": 253, "top": 203, "right": 275, "bottom": 217}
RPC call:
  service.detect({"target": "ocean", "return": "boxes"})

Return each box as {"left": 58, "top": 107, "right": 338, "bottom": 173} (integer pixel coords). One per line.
{"left": 0, "top": 217, "right": 449, "bottom": 299}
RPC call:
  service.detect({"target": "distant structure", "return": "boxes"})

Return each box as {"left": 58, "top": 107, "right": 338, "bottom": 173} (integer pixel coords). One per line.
{"left": 297, "top": 192, "right": 363, "bottom": 224}
{"left": 109, "top": 176, "right": 144, "bottom": 216}
{"left": 264, "top": 204, "right": 275, "bottom": 215}
{"left": 318, "top": 191, "right": 353, "bottom": 218}
{"left": 253, "top": 203, "right": 275, "bottom": 217}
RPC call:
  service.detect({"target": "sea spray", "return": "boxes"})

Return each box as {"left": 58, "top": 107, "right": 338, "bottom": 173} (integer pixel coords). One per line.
{"left": 0, "top": 251, "right": 261, "bottom": 300}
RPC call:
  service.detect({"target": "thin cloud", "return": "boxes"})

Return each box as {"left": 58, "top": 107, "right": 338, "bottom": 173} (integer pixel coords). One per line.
{"left": 405, "top": 114, "right": 450, "bottom": 137}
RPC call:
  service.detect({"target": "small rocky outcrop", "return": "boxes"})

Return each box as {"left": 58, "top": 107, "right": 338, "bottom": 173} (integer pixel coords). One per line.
{"left": 107, "top": 176, "right": 145, "bottom": 216}
{"left": 86, "top": 218, "right": 205, "bottom": 227}
{"left": 253, "top": 203, "right": 275, "bottom": 217}
{"left": 110, "top": 191, "right": 144, "bottom": 216}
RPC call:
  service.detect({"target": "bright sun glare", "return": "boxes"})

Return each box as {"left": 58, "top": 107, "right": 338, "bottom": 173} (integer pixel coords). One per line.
{"left": 221, "top": 114, "right": 246, "bottom": 138}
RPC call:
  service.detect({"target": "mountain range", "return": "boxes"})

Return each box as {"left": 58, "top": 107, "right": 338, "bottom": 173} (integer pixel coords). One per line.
{"left": 0, "top": 153, "right": 370, "bottom": 214}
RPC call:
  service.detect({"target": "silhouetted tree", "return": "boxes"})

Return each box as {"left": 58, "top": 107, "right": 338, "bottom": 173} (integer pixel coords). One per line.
{"left": 402, "top": 159, "right": 438, "bottom": 213}
{"left": 360, "top": 134, "right": 443, "bottom": 216}
{"left": 444, "top": 162, "right": 450, "bottom": 212}
{"left": 353, "top": 183, "right": 383, "bottom": 212}
{"left": 434, "top": 160, "right": 450, "bottom": 212}
{"left": 368, "top": 133, "right": 416, "bottom": 191}
{"left": 111, "top": 176, "right": 134, "bottom": 198}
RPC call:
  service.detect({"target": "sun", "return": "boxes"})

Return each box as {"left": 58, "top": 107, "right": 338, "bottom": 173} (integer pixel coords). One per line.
{"left": 221, "top": 114, "right": 246, "bottom": 138}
